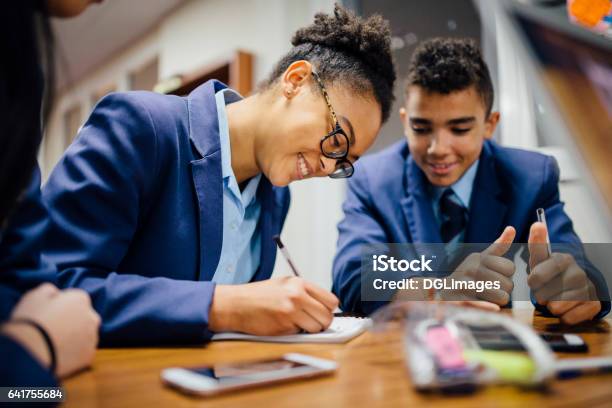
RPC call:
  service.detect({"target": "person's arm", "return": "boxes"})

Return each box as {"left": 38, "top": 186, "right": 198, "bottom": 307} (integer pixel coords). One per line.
{"left": 0, "top": 167, "right": 56, "bottom": 320}
{"left": 43, "top": 93, "right": 216, "bottom": 346}
{"left": 1, "top": 282, "right": 100, "bottom": 382}
{"left": 525, "top": 156, "right": 610, "bottom": 319}
{"left": 0, "top": 333, "right": 57, "bottom": 387}
{"left": 332, "top": 169, "right": 392, "bottom": 315}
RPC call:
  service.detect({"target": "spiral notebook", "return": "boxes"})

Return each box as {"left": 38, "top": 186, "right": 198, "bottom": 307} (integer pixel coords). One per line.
{"left": 211, "top": 317, "right": 372, "bottom": 344}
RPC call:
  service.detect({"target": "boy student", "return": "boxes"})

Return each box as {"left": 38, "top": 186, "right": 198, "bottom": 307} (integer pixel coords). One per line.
{"left": 332, "top": 38, "right": 609, "bottom": 324}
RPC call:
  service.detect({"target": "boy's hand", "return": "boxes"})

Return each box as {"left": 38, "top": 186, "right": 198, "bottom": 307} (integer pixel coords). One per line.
{"left": 444, "top": 226, "right": 516, "bottom": 306}
{"left": 528, "top": 222, "right": 601, "bottom": 325}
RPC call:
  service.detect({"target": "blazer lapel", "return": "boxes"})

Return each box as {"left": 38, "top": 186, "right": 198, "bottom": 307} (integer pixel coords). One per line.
{"left": 187, "top": 80, "right": 228, "bottom": 281}
{"left": 465, "top": 142, "right": 508, "bottom": 244}
{"left": 400, "top": 157, "right": 448, "bottom": 273}
{"left": 252, "top": 178, "right": 280, "bottom": 281}
{"left": 401, "top": 157, "right": 443, "bottom": 244}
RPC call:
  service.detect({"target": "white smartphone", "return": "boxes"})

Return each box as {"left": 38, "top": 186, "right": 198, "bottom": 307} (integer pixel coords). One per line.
{"left": 161, "top": 353, "right": 337, "bottom": 397}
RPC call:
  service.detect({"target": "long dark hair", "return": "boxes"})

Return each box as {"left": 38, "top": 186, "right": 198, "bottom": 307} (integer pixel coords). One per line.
{"left": 0, "top": 1, "right": 55, "bottom": 226}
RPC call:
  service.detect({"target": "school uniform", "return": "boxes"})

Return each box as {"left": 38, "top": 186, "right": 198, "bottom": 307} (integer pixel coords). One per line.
{"left": 42, "top": 80, "right": 290, "bottom": 346}
{"left": 0, "top": 168, "right": 57, "bottom": 385}
{"left": 332, "top": 139, "right": 610, "bottom": 317}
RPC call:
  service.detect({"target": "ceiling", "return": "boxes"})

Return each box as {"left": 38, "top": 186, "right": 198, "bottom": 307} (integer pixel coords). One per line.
{"left": 52, "top": 0, "right": 185, "bottom": 89}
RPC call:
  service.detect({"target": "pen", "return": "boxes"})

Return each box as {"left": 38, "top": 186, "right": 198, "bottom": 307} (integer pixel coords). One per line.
{"left": 272, "top": 235, "right": 302, "bottom": 277}
{"left": 556, "top": 356, "right": 612, "bottom": 379}
{"left": 536, "top": 208, "right": 552, "bottom": 257}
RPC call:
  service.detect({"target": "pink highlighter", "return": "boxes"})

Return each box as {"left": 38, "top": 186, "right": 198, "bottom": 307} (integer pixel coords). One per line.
{"left": 425, "top": 325, "right": 466, "bottom": 370}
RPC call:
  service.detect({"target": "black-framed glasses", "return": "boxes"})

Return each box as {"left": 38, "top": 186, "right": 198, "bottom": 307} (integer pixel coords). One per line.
{"left": 311, "top": 70, "right": 354, "bottom": 179}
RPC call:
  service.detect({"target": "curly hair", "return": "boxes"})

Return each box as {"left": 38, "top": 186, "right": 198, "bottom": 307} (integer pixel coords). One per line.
{"left": 405, "top": 38, "right": 494, "bottom": 116}
{"left": 264, "top": 4, "right": 396, "bottom": 123}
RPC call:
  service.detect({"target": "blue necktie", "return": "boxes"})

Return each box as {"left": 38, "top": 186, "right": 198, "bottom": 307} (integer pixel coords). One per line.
{"left": 439, "top": 189, "right": 467, "bottom": 243}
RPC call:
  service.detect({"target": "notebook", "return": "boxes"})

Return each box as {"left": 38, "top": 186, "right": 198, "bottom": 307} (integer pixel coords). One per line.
{"left": 211, "top": 317, "right": 372, "bottom": 344}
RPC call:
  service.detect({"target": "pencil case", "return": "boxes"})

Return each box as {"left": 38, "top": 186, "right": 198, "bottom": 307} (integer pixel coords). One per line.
{"left": 371, "top": 302, "right": 556, "bottom": 393}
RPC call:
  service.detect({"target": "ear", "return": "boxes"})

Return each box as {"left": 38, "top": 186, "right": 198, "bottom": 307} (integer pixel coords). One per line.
{"left": 399, "top": 106, "right": 410, "bottom": 137}
{"left": 484, "top": 111, "right": 500, "bottom": 140}
{"left": 281, "top": 60, "right": 313, "bottom": 100}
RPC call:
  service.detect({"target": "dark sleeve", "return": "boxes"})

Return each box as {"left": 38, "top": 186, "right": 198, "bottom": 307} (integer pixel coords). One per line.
{"left": 0, "top": 335, "right": 57, "bottom": 387}
{"left": 332, "top": 170, "right": 390, "bottom": 315}
{"left": 42, "top": 93, "right": 216, "bottom": 346}
{"left": 527, "top": 156, "right": 610, "bottom": 318}
{"left": 0, "top": 167, "right": 56, "bottom": 320}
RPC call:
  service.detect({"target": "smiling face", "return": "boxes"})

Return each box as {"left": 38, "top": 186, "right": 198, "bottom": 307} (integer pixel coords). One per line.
{"left": 256, "top": 62, "right": 382, "bottom": 187}
{"left": 400, "top": 85, "right": 500, "bottom": 187}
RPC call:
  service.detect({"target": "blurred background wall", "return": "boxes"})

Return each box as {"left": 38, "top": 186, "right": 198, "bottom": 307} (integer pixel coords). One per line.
{"left": 41, "top": 0, "right": 612, "bottom": 291}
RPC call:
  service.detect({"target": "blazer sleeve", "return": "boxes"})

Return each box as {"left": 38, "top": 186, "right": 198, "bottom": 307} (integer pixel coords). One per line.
{"left": 529, "top": 156, "right": 610, "bottom": 319}
{"left": 0, "top": 168, "right": 56, "bottom": 320}
{"left": 0, "top": 334, "right": 57, "bottom": 387}
{"left": 332, "top": 170, "right": 391, "bottom": 315}
{"left": 42, "top": 94, "right": 216, "bottom": 346}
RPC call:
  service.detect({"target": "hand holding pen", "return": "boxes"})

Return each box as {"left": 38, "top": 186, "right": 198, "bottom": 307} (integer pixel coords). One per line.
{"left": 527, "top": 208, "right": 601, "bottom": 325}
{"left": 207, "top": 235, "right": 338, "bottom": 335}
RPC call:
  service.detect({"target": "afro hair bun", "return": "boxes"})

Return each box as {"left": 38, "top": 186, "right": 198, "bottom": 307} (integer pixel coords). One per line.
{"left": 292, "top": 4, "right": 394, "bottom": 82}
{"left": 264, "top": 4, "right": 396, "bottom": 123}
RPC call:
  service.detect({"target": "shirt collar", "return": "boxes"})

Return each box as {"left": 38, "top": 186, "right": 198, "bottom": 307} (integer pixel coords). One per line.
{"left": 215, "top": 88, "right": 261, "bottom": 207}
{"left": 431, "top": 159, "right": 479, "bottom": 208}
{"left": 215, "top": 88, "right": 242, "bottom": 179}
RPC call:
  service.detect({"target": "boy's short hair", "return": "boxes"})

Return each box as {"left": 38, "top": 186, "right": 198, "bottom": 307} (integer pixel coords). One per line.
{"left": 405, "top": 38, "right": 494, "bottom": 116}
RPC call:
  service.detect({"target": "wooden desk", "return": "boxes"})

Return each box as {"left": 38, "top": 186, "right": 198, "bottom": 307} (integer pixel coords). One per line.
{"left": 63, "top": 308, "right": 612, "bottom": 407}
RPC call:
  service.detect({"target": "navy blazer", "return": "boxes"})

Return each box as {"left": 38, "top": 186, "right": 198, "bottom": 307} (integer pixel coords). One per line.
{"left": 1, "top": 169, "right": 57, "bottom": 386}
{"left": 0, "top": 335, "right": 57, "bottom": 387}
{"left": 0, "top": 168, "right": 56, "bottom": 320}
{"left": 43, "top": 81, "right": 291, "bottom": 346}
{"left": 333, "top": 139, "right": 610, "bottom": 316}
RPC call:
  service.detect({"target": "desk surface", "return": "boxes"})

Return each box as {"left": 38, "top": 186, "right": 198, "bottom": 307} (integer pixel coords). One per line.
{"left": 63, "top": 307, "right": 612, "bottom": 408}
